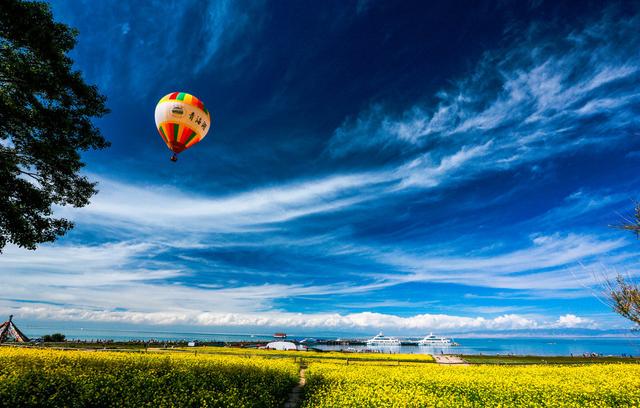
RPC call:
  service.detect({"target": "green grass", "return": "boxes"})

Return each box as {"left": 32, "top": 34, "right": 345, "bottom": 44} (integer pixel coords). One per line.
{"left": 461, "top": 354, "right": 640, "bottom": 365}
{"left": 164, "top": 345, "right": 436, "bottom": 363}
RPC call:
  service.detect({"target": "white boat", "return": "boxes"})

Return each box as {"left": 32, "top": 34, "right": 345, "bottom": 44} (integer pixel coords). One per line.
{"left": 366, "top": 332, "right": 401, "bottom": 346}
{"left": 418, "top": 333, "right": 452, "bottom": 346}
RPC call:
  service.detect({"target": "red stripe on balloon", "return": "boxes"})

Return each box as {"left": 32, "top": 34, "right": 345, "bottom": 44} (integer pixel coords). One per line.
{"left": 164, "top": 123, "right": 174, "bottom": 141}
{"left": 179, "top": 126, "right": 193, "bottom": 144}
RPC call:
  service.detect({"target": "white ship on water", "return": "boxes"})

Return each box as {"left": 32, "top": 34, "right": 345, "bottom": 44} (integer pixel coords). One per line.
{"left": 418, "top": 333, "right": 453, "bottom": 346}
{"left": 366, "top": 332, "right": 401, "bottom": 346}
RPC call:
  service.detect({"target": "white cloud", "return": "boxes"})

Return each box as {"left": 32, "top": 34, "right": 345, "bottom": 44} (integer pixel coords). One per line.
{"left": 1, "top": 304, "right": 600, "bottom": 332}
{"left": 0, "top": 241, "right": 156, "bottom": 273}
{"left": 0, "top": 231, "right": 622, "bottom": 330}
{"left": 395, "top": 141, "right": 493, "bottom": 188}
{"left": 327, "top": 12, "right": 640, "bottom": 175}
{"left": 0, "top": 240, "right": 396, "bottom": 316}
{"left": 554, "top": 314, "right": 597, "bottom": 329}
{"left": 56, "top": 172, "right": 392, "bottom": 233}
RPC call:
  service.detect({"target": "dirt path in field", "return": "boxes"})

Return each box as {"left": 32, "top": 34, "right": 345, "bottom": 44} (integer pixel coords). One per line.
{"left": 434, "top": 355, "right": 469, "bottom": 365}
{"left": 284, "top": 367, "right": 306, "bottom": 408}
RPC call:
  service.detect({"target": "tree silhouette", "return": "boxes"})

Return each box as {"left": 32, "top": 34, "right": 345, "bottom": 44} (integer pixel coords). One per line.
{"left": 0, "top": 0, "right": 109, "bottom": 252}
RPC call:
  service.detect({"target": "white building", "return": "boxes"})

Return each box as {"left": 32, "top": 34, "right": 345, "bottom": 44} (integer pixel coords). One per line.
{"left": 265, "top": 341, "right": 297, "bottom": 351}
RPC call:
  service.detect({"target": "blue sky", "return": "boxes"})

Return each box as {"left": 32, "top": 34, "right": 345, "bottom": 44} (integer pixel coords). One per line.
{"left": 2, "top": 0, "right": 640, "bottom": 335}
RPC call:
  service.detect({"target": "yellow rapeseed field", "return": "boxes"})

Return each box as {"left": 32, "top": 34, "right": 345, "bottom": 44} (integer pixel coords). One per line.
{"left": 0, "top": 347, "right": 298, "bottom": 407}
{"left": 302, "top": 361, "right": 640, "bottom": 407}
{"left": 3, "top": 346, "right": 640, "bottom": 407}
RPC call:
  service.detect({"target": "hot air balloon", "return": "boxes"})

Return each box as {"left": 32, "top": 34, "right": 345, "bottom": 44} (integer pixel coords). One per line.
{"left": 155, "top": 92, "right": 211, "bottom": 162}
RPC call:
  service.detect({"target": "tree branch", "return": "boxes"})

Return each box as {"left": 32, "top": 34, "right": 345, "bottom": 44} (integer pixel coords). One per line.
{"left": 17, "top": 168, "right": 44, "bottom": 183}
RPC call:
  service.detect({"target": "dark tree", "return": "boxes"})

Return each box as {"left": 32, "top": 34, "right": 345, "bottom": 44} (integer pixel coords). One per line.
{"left": 42, "top": 332, "right": 65, "bottom": 342}
{"left": 0, "top": 0, "right": 109, "bottom": 252}
{"left": 606, "top": 202, "right": 640, "bottom": 328}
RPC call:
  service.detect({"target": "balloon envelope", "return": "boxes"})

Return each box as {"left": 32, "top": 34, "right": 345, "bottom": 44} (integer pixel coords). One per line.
{"left": 155, "top": 92, "right": 211, "bottom": 155}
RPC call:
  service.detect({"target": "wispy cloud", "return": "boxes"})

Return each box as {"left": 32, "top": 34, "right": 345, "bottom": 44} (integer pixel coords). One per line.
{"left": 382, "top": 233, "right": 624, "bottom": 274}
{"left": 367, "top": 233, "right": 631, "bottom": 292}
{"left": 394, "top": 141, "right": 493, "bottom": 189}
{"left": 328, "top": 11, "right": 640, "bottom": 179}
{"left": 0, "top": 240, "right": 395, "bottom": 316}
{"left": 57, "top": 173, "right": 392, "bottom": 233}
{"left": 529, "top": 189, "right": 633, "bottom": 229}
{"left": 1, "top": 208, "right": 632, "bottom": 331}
{"left": 50, "top": 0, "right": 255, "bottom": 96}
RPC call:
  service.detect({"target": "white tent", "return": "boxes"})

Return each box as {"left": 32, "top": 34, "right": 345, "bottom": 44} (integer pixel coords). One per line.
{"left": 265, "top": 341, "right": 297, "bottom": 351}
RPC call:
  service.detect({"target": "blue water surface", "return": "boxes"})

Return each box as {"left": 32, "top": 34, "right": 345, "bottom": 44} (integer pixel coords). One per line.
{"left": 22, "top": 326, "right": 640, "bottom": 356}
{"left": 316, "top": 337, "right": 640, "bottom": 357}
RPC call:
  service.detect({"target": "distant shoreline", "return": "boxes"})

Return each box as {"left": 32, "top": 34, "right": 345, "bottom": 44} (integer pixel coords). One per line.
{"left": 7, "top": 335, "right": 639, "bottom": 357}
{"left": 3, "top": 342, "right": 640, "bottom": 361}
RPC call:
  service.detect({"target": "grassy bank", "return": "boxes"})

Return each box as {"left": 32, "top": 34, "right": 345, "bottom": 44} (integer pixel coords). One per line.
{"left": 166, "top": 346, "right": 436, "bottom": 363}
{"left": 460, "top": 354, "right": 640, "bottom": 365}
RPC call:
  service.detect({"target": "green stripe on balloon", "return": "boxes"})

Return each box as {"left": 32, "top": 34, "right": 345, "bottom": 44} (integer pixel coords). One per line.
{"left": 173, "top": 123, "right": 179, "bottom": 141}
{"left": 159, "top": 127, "right": 168, "bottom": 143}
{"left": 184, "top": 131, "right": 198, "bottom": 146}
{"left": 177, "top": 92, "right": 186, "bottom": 101}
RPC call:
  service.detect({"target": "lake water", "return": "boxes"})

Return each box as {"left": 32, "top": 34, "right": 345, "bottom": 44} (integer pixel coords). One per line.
{"left": 22, "top": 327, "right": 640, "bottom": 357}
{"left": 316, "top": 337, "right": 640, "bottom": 357}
